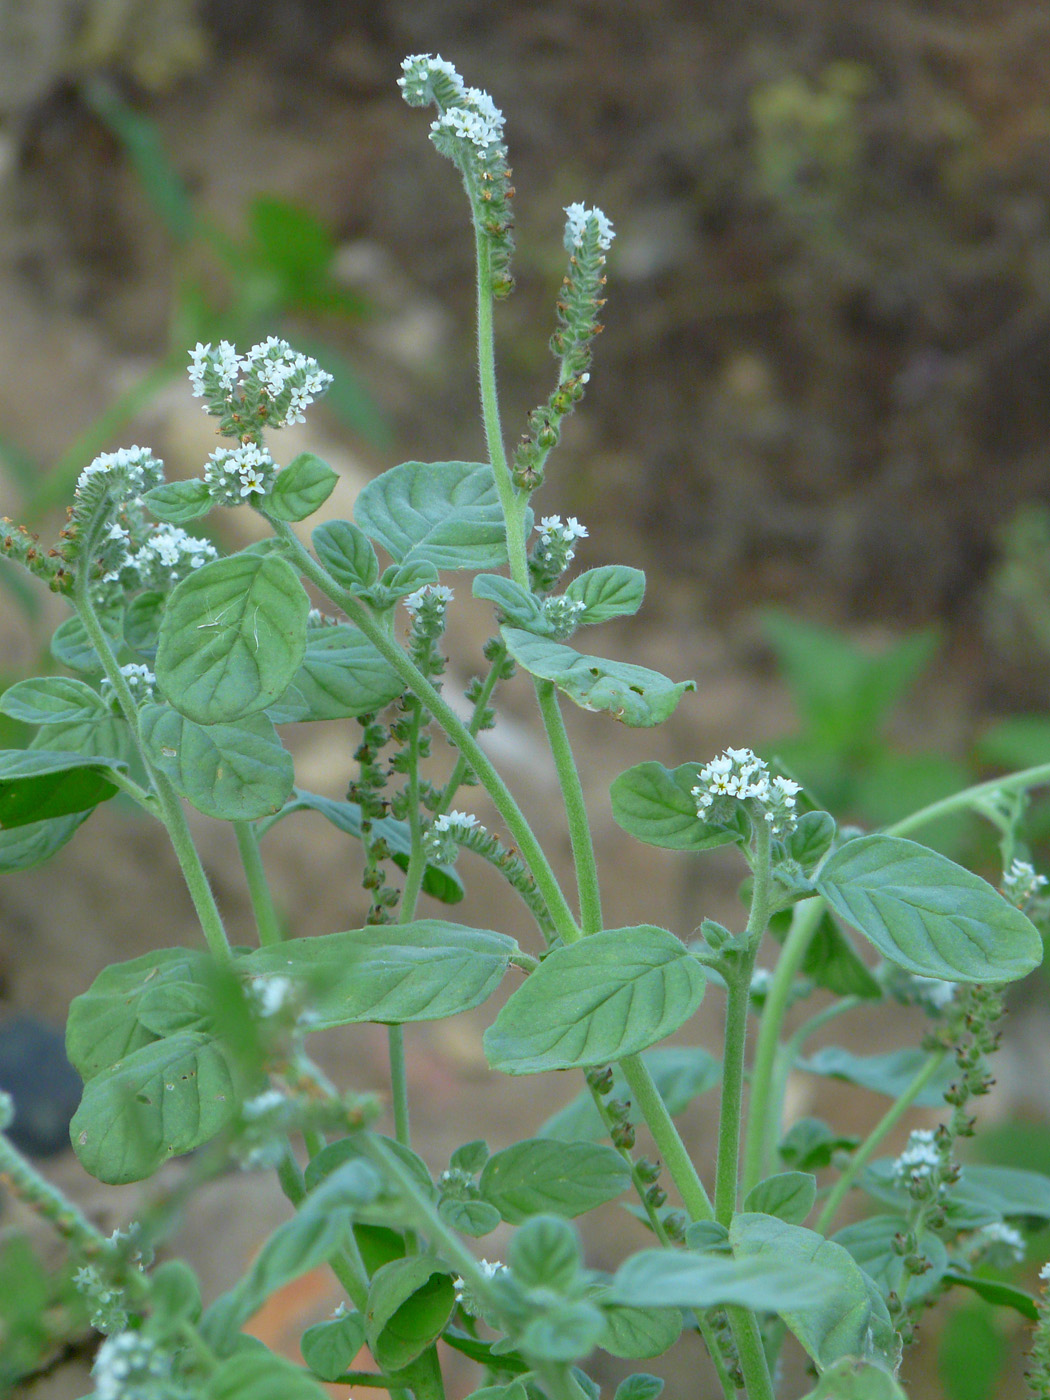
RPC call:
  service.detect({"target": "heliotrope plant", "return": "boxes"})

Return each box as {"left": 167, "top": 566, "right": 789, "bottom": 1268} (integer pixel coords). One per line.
{"left": 4, "top": 53, "right": 1050, "bottom": 1400}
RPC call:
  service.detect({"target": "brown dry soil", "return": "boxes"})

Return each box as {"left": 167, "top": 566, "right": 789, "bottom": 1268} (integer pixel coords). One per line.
{"left": 2, "top": 4, "right": 1050, "bottom": 1397}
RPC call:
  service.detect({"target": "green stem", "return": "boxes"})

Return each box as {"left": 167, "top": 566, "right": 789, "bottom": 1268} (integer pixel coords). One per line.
{"left": 473, "top": 227, "right": 529, "bottom": 589}
{"left": 534, "top": 680, "right": 603, "bottom": 935}
{"left": 0, "top": 1125, "right": 110, "bottom": 1255}
{"left": 619, "top": 1055, "right": 715, "bottom": 1221}
{"left": 715, "top": 821, "right": 772, "bottom": 1224}
{"left": 73, "top": 571, "right": 232, "bottom": 963}
{"left": 815, "top": 1047, "right": 948, "bottom": 1236}
{"left": 727, "top": 1305, "right": 775, "bottom": 1400}
{"left": 887, "top": 762, "right": 1050, "bottom": 837}
{"left": 234, "top": 821, "right": 283, "bottom": 946}
{"left": 742, "top": 897, "right": 823, "bottom": 1195}
{"left": 437, "top": 648, "right": 506, "bottom": 813}
{"left": 388, "top": 1024, "right": 411, "bottom": 1152}
{"left": 265, "top": 518, "right": 580, "bottom": 944}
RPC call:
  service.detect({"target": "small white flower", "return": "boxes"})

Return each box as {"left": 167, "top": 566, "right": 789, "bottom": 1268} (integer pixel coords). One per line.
{"left": 1040, "top": 1260, "right": 1050, "bottom": 1282}
{"left": 892, "top": 1129, "right": 940, "bottom": 1189}
{"left": 977, "top": 1221, "right": 1025, "bottom": 1263}
{"left": 433, "top": 810, "right": 478, "bottom": 834}
{"left": 249, "top": 974, "right": 294, "bottom": 1018}
{"left": 242, "top": 1089, "right": 288, "bottom": 1120}
{"left": 403, "top": 583, "right": 454, "bottom": 617}
{"left": 564, "top": 203, "right": 615, "bottom": 252}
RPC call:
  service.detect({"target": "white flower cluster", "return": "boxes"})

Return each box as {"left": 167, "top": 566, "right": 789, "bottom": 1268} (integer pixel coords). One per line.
{"left": 542, "top": 594, "right": 586, "bottom": 637}
{"left": 188, "top": 338, "right": 332, "bottom": 429}
{"left": 532, "top": 515, "right": 589, "bottom": 582}
{"left": 1002, "top": 858, "right": 1049, "bottom": 909}
{"left": 100, "top": 663, "right": 156, "bottom": 707}
{"left": 398, "top": 53, "right": 464, "bottom": 105}
{"left": 425, "top": 810, "right": 480, "bottom": 864}
{"left": 397, "top": 54, "right": 506, "bottom": 153}
{"left": 91, "top": 1330, "right": 173, "bottom": 1400}
{"left": 403, "top": 583, "right": 454, "bottom": 618}
{"left": 204, "top": 444, "right": 278, "bottom": 506}
{"left": 72, "top": 1264, "right": 127, "bottom": 1333}
{"left": 452, "top": 1257, "right": 509, "bottom": 1317}
{"left": 136, "top": 524, "right": 217, "bottom": 588}
{"left": 432, "top": 90, "right": 505, "bottom": 152}
{"left": 75, "top": 446, "right": 165, "bottom": 501}
{"left": 248, "top": 974, "right": 295, "bottom": 1019}
{"left": 892, "top": 1129, "right": 940, "bottom": 1191}
{"left": 975, "top": 1220, "right": 1026, "bottom": 1264}
{"left": 433, "top": 810, "right": 479, "bottom": 835}
{"left": 564, "top": 202, "right": 616, "bottom": 253}
{"left": 691, "top": 748, "right": 801, "bottom": 836}
{"left": 1041, "top": 1260, "right": 1050, "bottom": 1283}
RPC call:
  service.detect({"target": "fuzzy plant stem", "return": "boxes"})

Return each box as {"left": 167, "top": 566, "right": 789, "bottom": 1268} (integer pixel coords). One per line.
{"left": 887, "top": 763, "right": 1050, "bottom": 837}
{"left": 73, "top": 566, "right": 232, "bottom": 964}
{"left": 234, "top": 820, "right": 283, "bottom": 946}
{"left": 535, "top": 679, "right": 604, "bottom": 933}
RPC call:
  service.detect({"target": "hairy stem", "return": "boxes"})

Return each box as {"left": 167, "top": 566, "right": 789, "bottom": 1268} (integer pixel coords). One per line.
{"left": 234, "top": 821, "right": 283, "bottom": 946}
{"left": 619, "top": 1055, "right": 715, "bottom": 1221}
{"left": 535, "top": 679, "right": 603, "bottom": 934}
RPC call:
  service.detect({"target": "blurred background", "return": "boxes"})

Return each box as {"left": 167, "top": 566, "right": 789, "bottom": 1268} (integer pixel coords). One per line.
{"left": 2, "top": 1, "right": 1050, "bottom": 1396}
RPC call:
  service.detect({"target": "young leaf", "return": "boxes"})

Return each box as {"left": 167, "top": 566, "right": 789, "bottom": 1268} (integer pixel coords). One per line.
{"left": 50, "top": 610, "right": 123, "bottom": 674}
{"left": 124, "top": 590, "right": 166, "bottom": 657}
{"left": 598, "top": 1303, "right": 682, "bottom": 1359}
{"left": 140, "top": 705, "right": 293, "bottom": 821}
{"left": 66, "top": 947, "right": 213, "bottom": 1080}
{"left": 301, "top": 1311, "right": 367, "bottom": 1382}
{"left": 28, "top": 712, "right": 132, "bottom": 765}
{"left": 610, "top": 761, "right": 738, "bottom": 851}
{"left": 502, "top": 629, "right": 695, "bottom": 727}
{"left": 786, "top": 810, "right": 836, "bottom": 873}
{"left": 614, "top": 1377, "right": 665, "bottom": 1400}
{"left": 355, "top": 460, "right": 520, "bottom": 571}
{"left": 451, "top": 1139, "right": 489, "bottom": 1173}
{"left": 940, "top": 1271, "right": 1039, "bottom": 1321}
{"left": 743, "top": 1172, "right": 817, "bottom": 1225}
{"left": 508, "top": 1215, "right": 581, "bottom": 1291}
{"left": 304, "top": 1135, "right": 434, "bottom": 1229}
{"left": 609, "top": 1247, "right": 832, "bottom": 1311}
{"left": 259, "top": 788, "right": 463, "bottom": 904}
{"left": 265, "top": 623, "right": 404, "bottom": 723}
{"left": 241, "top": 922, "right": 515, "bottom": 1028}
{"left": 312, "top": 518, "right": 380, "bottom": 591}
{"left": 729, "top": 1213, "right": 897, "bottom": 1370}
{"left": 365, "top": 1256, "right": 456, "bottom": 1372}
{"left": 473, "top": 574, "right": 547, "bottom": 630}
{"left": 0, "top": 810, "right": 91, "bottom": 872}
{"left": 69, "top": 1030, "right": 239, "bottom": 1184}
{"left": 439, "top": 1198, "right": 502, "bottom": 1236}
{"left": 201, "top": 1210, "right": 351, "bottom": 1351}
{"left": 0, "top": 677, "right": 107, "bottom": 726}
{"left": 266, "top": 453, "right": 338, "bottom": 521}
{"left": 203, "top": 1349, "right": 330, "bottom": 1400}
{"left": 539, "top": 1045, "right": 720, "bottom": 1142}
{"left": 564, "top": 565, "right": 645, "bottom": 624}
{"left": 0, "top": 750, "right": 125, "bottom": 828}
{"left": 155, "top": 553, "right": 309, "bottom": 725}
{"left": 797, "top": 1047, "right": 956, "bottom": 1106}
{"left": 479, "top": 1139, "right": 630, "bottom": 1222}
{"left": 768, "top": 908, "right": 882, "bottom": 1000}
{"left": 796, "top": 1357, "right": 907, "bottom": 1400}
{"left": 484, "top": 926, "right": 706, "bottom": 1074}
{"left": 142, "top": 478, "right": 213, "bottom": 524}
{"left": 520, "top": 1301, "right": 605, "bottom": 1363}
{"left": 815, "top": 834, "right": 1043, "bottom": 983}
{"left": 778, "top": 1118, "right": 860, "bottom": 1172}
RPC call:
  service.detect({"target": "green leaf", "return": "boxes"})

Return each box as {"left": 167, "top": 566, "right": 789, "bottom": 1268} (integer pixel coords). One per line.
{"left": 0, "top": 810, "right": 90, "bottom": 871}
{"left": 365, "top": 1257, "right": 455, "bottom": 1372}
{"left": 438, "top": 1198, "right": 502, "bottom": 1236}
{"left": 204, "top": 1349, "right": 330, "bottom": 1400}
{"left": 797, "top": 1357, "right": 908, "bottom": 1400}
{"left": 266, "top": 624, "right": 404, "bottom": 723}
{"left": 729, "top": 1213, "right": 897, "bottom": 1370}
{"left": 815, "top": 835, "right": 1043, "bottom": 983}
{"left": 70, "top": 1030, "right": 239, "bottom": 1184}
{"left": 479, "top": 1139, "right": 630, "bottom": 1223}
{"left": 539, "top": 1046, "right": 720, "bottom": 1141}
{"left": 770, "top": 908, "right": 882, "bottom": 1000}
{"left": 941, "top": 1271, "right": 1038, "bottom": 1321}
{"left": 312, "top": 519, "right": 380, "bottom": 591}
{"left": 301, "top": 1311, "right": 367, "bottom": 1382}
{"left": 0, "top": 749, "right": 125, "bottom": 828}
{"left": 27, "top": 711, "right": 132, "bottom": 765}
{"left": 502, "top": 630, "right": 695, "bottom": 727}
{"left": 614, "top": 1376, "right": 665, "bottom": 1400}
{"left": 833, "top": 1215, "right": 948, "bottom": 1303}
{"left": 50, "top": 610, "right": 123, "bottom": 674}
{"left": 143, "top": 478, "right": 213, "bottom": 524}
{"left": 473, "top": 575, "right": 547, "bottom": 630}
{"left": 355, "top": 461, "right": 522, "bottom": 571}
{"left": 520, "top": 1301, "right": 605, "bottom": 1363}
{"left": 609, "top": 1246, "right": 832, "bottom": 1311}
{"left": 484, "top": 926, "right": 706, "bottom": 1074}
{"left": 202, "top": 1210, "right": 351, "bottom": 1352}
{"left": 743, "top": 1172, "right": 816, "bottom": 1225}
{"left": 0, "top": 677, "right": 107, "bottom": 726}
{"left": 466, "top": 1385, "right": 529, "bottom": 1400}
{"left": 954, "top": 1164, "right": 1050, "bottom": 1221}
{"left": 140, "top": 705, "right": 293, "bottom": 820}
{"left": 786, "top": 810, "right": 836, "bottom": 873}
{"left": 124, "top": 590, "right": 167, "bottom": 657}
{"left": 565, "top": 566, "right": 645, "bottom": 624}
{"left": 259, "top": 788, "right": 462, "bottom": 904}
{"left": 155, "top": 553, "right": 309, "bottom": 725}
{"left": 610, "top": 761, "right": 739, "bottom": 850}
{"left": 267, "top": 453, "right": 338, "bottom": 522}
{"left": 451, "top": 1140, "right": 489, "bottom": 1173}
{"left": 241, "top": 921, "right": 515, "bottom": 1028}
{"left": 797, "top": 1047, "right": 955, "bottom": 1106}
{"left": 149, "top": 1260, "right": 203, "bottom": 1335}
{"left": 509, "top": 1216, "right": 582, "bottom": 1292}
{"left": 304, "top": 1135, "right": 434, "bottom": 1229}
{"left": 778, "top": 1118, "right": 859, "bottom": 1172}
{"left": 66, "top": 947, "right": 213, "bottom": 1080}
{"left": 598, "top": 1303, "right": 682, "bottom": 1359}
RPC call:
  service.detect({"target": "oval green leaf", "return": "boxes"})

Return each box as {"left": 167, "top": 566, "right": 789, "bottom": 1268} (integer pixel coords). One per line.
{"left": 312, "top": 519, "right": 380, "bottom": 591}
{"left": 156, "top": 553, "right": 309, "bottom": 724}
{"left": 140, "top": 704, "right": 293, "bottom": 820}
{"left": 609, "top": 1247, "right": 832, "bottom": 1312}
{"left": 743, "top": 1172, "right": 817, "bottom": 1225}
{"left": 266, "top": 624, "right": 404, "bottom": 723}
{"left": 143, "top": 478, "right": 213, "bottom": 524}
{"left": 0, "top": 677, "right": 107, "bottom": 726}
{"left": 484, "top": 926, "right": 706, "bottom": 1075}
{"left": 565, "top": 565, "right": 646, "bottom": 624}
{"left": 301, "top": 1311, "right": 367, "bottom": 1382}
{"left": 0, "top": 749, "right": 125, "bottom": 828}
{"left": 815, "top": 834, "right": 1043, "bottom": 983}
{"left": 610, "top": 761, "right": 738, "bottom": 850}
{"left": 797, "top": 1046, "right": 955, "bottom": 1106}
{"left": 267, "top": 452, "right": 338, "bottom": 521}
{"left": 204, "top": 1350, "right": 329, "bottom": 1400}
{"left": 479, "top": 1139, "right": 630, "bottom": 1223}
{"left": 0, "top": 810, "right": 90, "bottom": 871}
{"left": 366, "top": 1257, "right": 456, "bottom": 1373}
